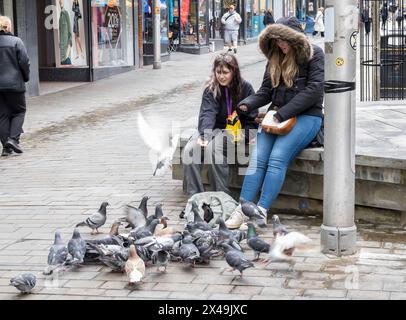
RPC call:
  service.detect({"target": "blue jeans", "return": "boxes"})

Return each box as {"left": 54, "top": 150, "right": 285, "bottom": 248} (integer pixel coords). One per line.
{"left": 240, "top": 115, "right": 322, "bottom": 210}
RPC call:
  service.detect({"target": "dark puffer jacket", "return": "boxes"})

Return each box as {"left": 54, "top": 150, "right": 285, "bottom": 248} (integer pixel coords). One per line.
{"left": 198, "top": 79, "right": 258, "bottom": 141}
{"left": 238, "top": 17, "right": 324, "bottom": 122}
{"left": 0, "top": 31, "right": 30, "bottom": 93}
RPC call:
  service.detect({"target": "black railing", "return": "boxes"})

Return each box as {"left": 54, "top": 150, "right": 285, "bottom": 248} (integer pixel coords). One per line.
{"left": 359, "top": 0, "right": 406, "bottom": 101}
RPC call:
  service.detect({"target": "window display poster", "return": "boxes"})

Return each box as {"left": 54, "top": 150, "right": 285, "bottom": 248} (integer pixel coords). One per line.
{"left": 56, "top": 0, "right": 87, "bottom": 67}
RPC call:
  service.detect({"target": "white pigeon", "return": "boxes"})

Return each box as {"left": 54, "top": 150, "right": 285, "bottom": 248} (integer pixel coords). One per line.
{"left": 125, "top": 245, "right": 146, "bottom": 285}
{"left": 268, "top": 231, "right": 312, "bottom": 262}
{"left": 137, "top": 112, "right": 180, "bottom": 176}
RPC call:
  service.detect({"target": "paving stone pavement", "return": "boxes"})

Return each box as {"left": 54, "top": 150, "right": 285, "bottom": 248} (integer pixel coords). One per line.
{"left": 0, "top": 41, "right": 405, "bottom": 301}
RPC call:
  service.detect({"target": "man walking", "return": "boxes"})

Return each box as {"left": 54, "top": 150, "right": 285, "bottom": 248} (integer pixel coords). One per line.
{"left": 221, "top": 4, "right": 242, "bottom": 53}
{"left": 0, "top": 16, "right": 30, "bottom": 156}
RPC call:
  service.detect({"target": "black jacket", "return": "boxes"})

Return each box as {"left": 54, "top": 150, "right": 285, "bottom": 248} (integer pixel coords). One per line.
{"left": 198, "top": 79, "right": 258, "bottom": 141}
{"left": 0, "top": 31, "right": 30, "bottom": 93}
{"left": 239, "top": 18, "right": 324, "bottom": 122}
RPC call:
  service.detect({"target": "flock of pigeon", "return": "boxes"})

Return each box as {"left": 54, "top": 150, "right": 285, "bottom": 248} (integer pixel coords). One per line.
{"left": 9, "top": 197, "right": 312, "bottom": 294}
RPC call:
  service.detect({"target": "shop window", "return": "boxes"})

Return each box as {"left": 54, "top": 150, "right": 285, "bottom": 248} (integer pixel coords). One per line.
{"left": 91, "top": 0, "right": 134, "bottom": 67}
{"left": 180, "top": 0, "right": 197, "bottom": 44}
{"left": 0, "top": 0, "right": 13, "bottom": 25}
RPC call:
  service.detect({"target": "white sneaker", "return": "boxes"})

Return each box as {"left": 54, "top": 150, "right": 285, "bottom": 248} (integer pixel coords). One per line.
{"left": 225, "top": 204, "right": 248, "bottom": 229}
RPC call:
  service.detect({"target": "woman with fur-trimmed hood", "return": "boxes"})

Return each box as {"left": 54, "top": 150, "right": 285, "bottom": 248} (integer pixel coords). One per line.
{"left": 225, "top": 17, "right": 324, "bottom": 230}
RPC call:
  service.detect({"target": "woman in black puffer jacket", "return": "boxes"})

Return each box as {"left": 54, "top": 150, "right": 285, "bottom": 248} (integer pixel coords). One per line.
{"left": 0, "top": 15, "right": 30, "bottom": 156}
{"left": 225, "top": 17, "right": 324, "bottom": 229}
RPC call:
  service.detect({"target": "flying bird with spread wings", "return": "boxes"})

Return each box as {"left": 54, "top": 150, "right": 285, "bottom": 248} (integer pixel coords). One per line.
{"left": 137, "top": 113, "right": 180, "bottom": 176}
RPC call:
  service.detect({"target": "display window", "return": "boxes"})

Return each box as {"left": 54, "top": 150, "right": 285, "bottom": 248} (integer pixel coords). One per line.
{"left": 0, "top": 0, "right": 13, "bottom": 25}
{"left": 91, "top": 0, "right": 134, "bottom": 67}
{"left": 143, "top": 0, "right": 168, "bottom": 45}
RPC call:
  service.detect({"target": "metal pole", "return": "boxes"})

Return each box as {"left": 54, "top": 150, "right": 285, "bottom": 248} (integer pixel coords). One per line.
{"left": 321, "top": 0, "right": 357, "bottom": 256}
{"left": 371, "top": 1, "right": 380, "bottom": 100}
{"left": 153, "top": 0, "right": 161, "bottom": 69}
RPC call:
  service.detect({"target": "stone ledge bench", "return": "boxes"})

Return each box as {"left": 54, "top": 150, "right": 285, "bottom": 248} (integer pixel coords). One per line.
{"left": 172, "top": 131, "right": 406, "bottom": 225}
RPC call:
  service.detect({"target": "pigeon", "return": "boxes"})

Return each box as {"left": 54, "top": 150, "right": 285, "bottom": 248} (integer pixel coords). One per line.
{"left": 120, "top": 205, "right": 146, "bottom": 229}
{"left": 9, "top": 273, "right": 36, "bottom": 294}
{"left": 179, "top": 235, "right": 201, "bottom": 266}
{"left": 221, "top": 241, "right": 254, "bottom": 277}
{"left": 138, "top": 196, "right": 150, "bottom": 217}
{"left": 241, "top": 202, "right": 267, "bottom": 228}
{"left": 271, "top": 214, "right": 289, "bottom": 237}
{"left": 268, "top": 231, "right": 312, "bottom": 262}
{"left": 216, "top": 218, "right": 243, "bottom": 251}
{"left": 76, "top": 202, "right": 109, "bottom": 234}
{"left": 125, "top": 245, "right": 146, "bottom": 285}
{"left": 137, "top": 113, "right": 180, "bottom": 176}
{"left": 88, "top": 243, "right": 129, "bottom": 272}
{"left": 186, "top": 202, "right": 212, "bottom": 232}
{"left": 202, "top": 203, "right": 214, "bottom": 223}
{"left": 151, "top": 248, "right": 170, "bottom": 272}
{"left": 67, "top": 228, "right": 87, "bottom": 265}
{"left": 193, "top": 230, "right": 218, "bottom": 263}
{"left": 130, "top": 218, "right": 160, "bottom": 240}
{"left": 44, "top": 231, "right": 69, "bottom": 275}
{"left": 246, "top": 222, "right": 270, "bottom": 261}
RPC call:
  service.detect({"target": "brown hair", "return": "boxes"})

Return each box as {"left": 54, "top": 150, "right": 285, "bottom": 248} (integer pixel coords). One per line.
{"left": 205, "top": 53, "right": 242, "bottom": 105}
{"left": 268, "top": 39, "right": 299, "bottom": 88}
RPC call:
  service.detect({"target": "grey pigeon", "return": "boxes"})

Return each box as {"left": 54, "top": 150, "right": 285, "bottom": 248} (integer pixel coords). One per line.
{"left": 138, "top": 196, "right": 150, "bottom": 217}
{"left": 271, "top": 215, "right": 289, "bottom": 237}
{"left": 120, "top": 205, "right": 146, "bottom": 229}
{"left": 221, "top": 242, "right": 254, "bottom": 277}
{"left": 44, "top": 231, "right": 68, "bottom": 275}
{"left": 9, "top": 273, "right": 36, "bottom": 294}
{"left": 130, "top": 218, "right": 160, "bottom": 240}
{"left": 193, "top": 230, "right": 218, "bottom": 263}
{"left": 217, "top": 218, "right": 243, "bottom": 251}
{"left": 76, "top": 202, "right": 109, "bottom": 234}
{"left": 151, "top": 248, "right": 170, "bottom": 272}
{"left": 88, "top": 243, "right": 129, "bottom": 272}
{"left": 67, "top": 228, "right": 87, "bottom": 265}
{"left": 202, "top": 203, "right": 214, "bottom": 223}
{"left": 179, "top": 235, "right": 201, "bottom": 266}
{"left": 241, "top": 201, "right": 267, "bottom": 228}
{"left": 246, "top": 222, "right": 271, "bottom": 261}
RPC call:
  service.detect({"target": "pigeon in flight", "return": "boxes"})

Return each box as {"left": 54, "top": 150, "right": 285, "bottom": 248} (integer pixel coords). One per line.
{"left": 76, "top": 202, "right": 109, "bottom": 234}
{"left": 137, "top": 112, "right": 180, "bottom": 176}
{"left": 268, "top": 231, "right": 312, "bottom": 262}
{"left": 9, "top": 273, "right": 36, "bottom": 294}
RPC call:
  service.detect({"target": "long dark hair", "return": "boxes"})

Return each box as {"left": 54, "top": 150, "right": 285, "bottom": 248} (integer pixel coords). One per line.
{"left": 205, "top": 53, "right": 242, "bottom": 106}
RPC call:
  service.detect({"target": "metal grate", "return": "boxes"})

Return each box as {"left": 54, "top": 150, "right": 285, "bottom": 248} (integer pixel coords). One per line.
{"left": 359, "top": 0, "right": 406, "bottom": 101}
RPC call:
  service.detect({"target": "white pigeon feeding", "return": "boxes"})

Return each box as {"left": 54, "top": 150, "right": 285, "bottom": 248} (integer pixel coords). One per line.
{"left": 267, "top": 231, "right": 312, "bottom": 262}
{"left": 137, "top": 112, "right": 180, "bottom": 176}
{"left": 125, "top": 245, "right": 146, "bottom": 285}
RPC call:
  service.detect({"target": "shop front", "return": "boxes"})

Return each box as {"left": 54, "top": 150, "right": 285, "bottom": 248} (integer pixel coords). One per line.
{"left": 36, "top": 0, "right": 139, "bottom": 82}
{"left": 143, "top": 0, "right": 170, "bottom": 65}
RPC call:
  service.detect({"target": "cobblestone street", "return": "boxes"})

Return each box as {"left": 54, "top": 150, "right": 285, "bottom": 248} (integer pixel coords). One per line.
{"left": 0, "top": 42, "right": 405, "bottom": 301}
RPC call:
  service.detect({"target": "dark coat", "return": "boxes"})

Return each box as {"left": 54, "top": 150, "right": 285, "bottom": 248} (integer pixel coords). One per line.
{"left": 0, "top": 31, "right": 30, "bottom": 93}
{"left": 198, "top": 79, "right": 258, "bottom": 141}
{"left": 238, "top": 17, "right": 324, "bottom": 122}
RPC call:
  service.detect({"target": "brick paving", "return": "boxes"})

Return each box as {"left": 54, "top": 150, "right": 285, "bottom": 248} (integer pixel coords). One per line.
{"left": 0, "top": 41, "right": 405, "bottom": 300}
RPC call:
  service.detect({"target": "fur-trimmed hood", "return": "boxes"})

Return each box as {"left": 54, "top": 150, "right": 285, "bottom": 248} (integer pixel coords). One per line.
{"left": 259, "top": 17, "right": 313, "bottom": 65}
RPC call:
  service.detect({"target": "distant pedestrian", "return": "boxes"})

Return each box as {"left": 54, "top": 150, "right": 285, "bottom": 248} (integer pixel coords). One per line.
{"left": 361, "top": 5, "right": 372, "bottom": 35}
{"left": 396, "top": 6, "right": 404, "bottom": 29}
{"left": 313, "top": 7, "right": 325, "bottom": 37}
{"left": 263, "top": 9, "right": 275, "bottom": 26}
{"left": 0, "top": 16, "right": 30, "bottom": 156}
{"left": 381, "top": 2, "right": 388, "bottom": 30}
{"left": 221, "top": 5, "right": 242, "bottom": 54}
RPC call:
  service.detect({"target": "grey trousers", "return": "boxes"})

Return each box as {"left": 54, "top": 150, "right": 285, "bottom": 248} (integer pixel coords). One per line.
{"left": 182, "top": 130, "right": 234, "bottom": 198}
{"left": 0, "top": 92, "right": 26, "bottom": 147}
